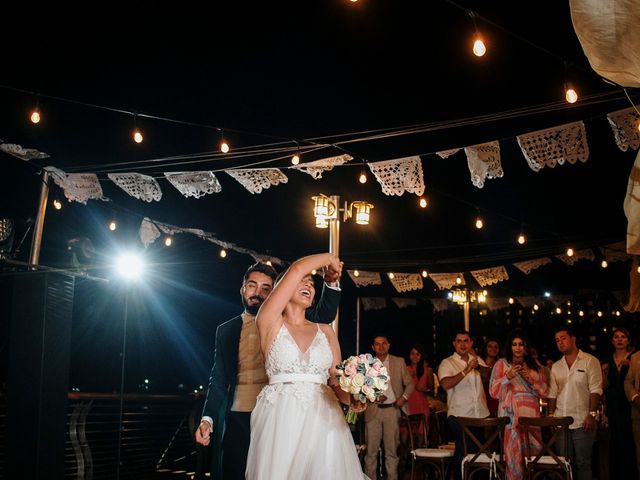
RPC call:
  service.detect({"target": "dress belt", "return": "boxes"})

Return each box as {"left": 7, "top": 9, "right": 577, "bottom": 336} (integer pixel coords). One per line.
{"left": 269, "top": 373, "right": 326, "bottom": 384}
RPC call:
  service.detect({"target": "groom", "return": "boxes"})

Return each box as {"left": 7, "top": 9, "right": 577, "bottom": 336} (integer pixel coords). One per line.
{"left": 195, "top": 261, "right": 341, "bottom": 480}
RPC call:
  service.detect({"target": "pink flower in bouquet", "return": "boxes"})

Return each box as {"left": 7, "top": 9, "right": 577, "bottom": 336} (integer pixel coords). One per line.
{"left": 344, "top": 363, "right": 357, "bottom": 376}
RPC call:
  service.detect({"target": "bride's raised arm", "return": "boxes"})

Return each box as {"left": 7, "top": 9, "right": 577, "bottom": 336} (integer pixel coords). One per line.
{"left": 256, "top": 252, "right": 341, "bottom": 353}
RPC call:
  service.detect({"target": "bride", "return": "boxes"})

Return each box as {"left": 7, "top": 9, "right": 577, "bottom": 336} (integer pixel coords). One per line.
{"left": 245, "top": 253, "right": 369, "bottom": 479}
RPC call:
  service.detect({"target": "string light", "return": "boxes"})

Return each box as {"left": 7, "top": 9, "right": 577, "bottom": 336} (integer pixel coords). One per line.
{"left": 109, "top": 221, "right": 117, "bottom": 231}
{"left": 615, "top": 310, "right": 621, "bottom": 317}
{"left": 566, "top": 247, "right": 574, "bottom": 257}
{"left": 597, "top": 311, "right": 603, "bottom": 317}
{"left": 556, "top": 307, "right": 562, "bottom": 314}
{"left": 601, "top": 260, "right": 608, "bottom": 268}
{"left": 354, "top": 269, "right": 360, "bottom": 277}
{"left": 517, "top": 233, "right": 526, "bottom": 245}
{"left": 469, "top": 11, "right": 487, "bottom": 57}
{"left": 132, "top": 114, "right": 143, "bottom": 143}
{"left": 219, "top": 130, "right": 230, "bottom": 153}
{"left": 30, "top": 96, "right": 41, "bottom": 124}
{"left": 52, "top": 199, "right": 62, "bottom": 210}
{"left": 220, "top": 249, "right": 227, "bottom": 258}
{"left": 533, "top": 304, "right": 539, "bottom": 311}
{"left": 266, "top": 260, "right": 272, "bottom": 266}
{"left": 455, "top": 275, "right": 462, "bottom": 285}
{"left": 291, "top": 142, "right": 301, "bottom": 165}
{"left": 508, "top": 297, "right": 514, "bottom": 304}
{"left": 475, "top": 216, "right": 484, "bottom": 229}
{"left": 578, "top": 310, "right": 584, "bottom": 316}
{"left": 421, "top": 270, "right": 428, "bottom": 278}
{"left": 419, "top": 197, "right": 428, "bottom": 208}
{"left": 388, "top": 272, "right": 395, "bottom": 279}
{"left": 164, "top": 236, "right": 173, "bottom": 247}
{"left": 359, "top": 171, "right": 367, "bottom": 184}
{"left": 565, "top": 84, "right": 578, "bottom": 104}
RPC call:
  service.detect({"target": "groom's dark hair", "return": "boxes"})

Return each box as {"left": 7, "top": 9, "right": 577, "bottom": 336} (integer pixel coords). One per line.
{"left": 243, "top": 261, "right": 278, "bottom": 283}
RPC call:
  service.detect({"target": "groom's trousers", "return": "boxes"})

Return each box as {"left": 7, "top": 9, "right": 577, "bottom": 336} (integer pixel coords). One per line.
{"left": 221, "top": 411, "right": 251, "bottom": 480}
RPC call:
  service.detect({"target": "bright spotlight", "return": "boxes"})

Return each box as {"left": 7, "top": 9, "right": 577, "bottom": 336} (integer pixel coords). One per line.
{"left": 116, "top": 253, "right": 144, "bottom": 279}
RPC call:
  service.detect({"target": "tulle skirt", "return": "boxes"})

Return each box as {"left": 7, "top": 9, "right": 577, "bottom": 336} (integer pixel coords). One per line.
{"left": 246, "top": 382, "right": 369, "bottom": 479}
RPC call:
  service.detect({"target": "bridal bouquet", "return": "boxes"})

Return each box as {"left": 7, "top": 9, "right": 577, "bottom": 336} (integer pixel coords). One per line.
{"left": 336, "top": 354, "right": 389, "bottom": 423}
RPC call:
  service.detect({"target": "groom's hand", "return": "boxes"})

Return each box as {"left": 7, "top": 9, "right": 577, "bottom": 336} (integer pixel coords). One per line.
{"left": 195, "top": 420, "right": 212, "bottom": 446}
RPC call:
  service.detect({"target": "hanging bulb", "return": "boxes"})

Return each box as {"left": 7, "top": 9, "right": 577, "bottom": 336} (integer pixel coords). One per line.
{"left": 291, "top": 153, "right": 300, "bottom": 165}
{"left": 508, "top": 297, "right": 514, "bottom": 305}
{"left": 220, "top": 140, "right": 230, "bottom": 153}
{"left": 455, "top": 275, "right": 462, "bottom": 285}
{"left": 419, "top": 197, "right": 428, "bottom": 208}
{"left": 601, "top": 260, "right": 608, "bottom": 268}
{"left": 359, "top": 171, "right": 367, "bottom": 184}
{"left": 109, "top": 221, "right": 117, "bottom": 231}
{"left": 472, "top": 37, "right": 486, "bottom": 57}
{"left": 565, "top": 85, "right": 578, "bottom": 104}
{"left": 30, "top": 109, "right": 41, "bottom": 124}
{"left": 533, "top": 304, "right": 539, "bottom": 311}
{"left": 266, "top": 260, "right": 272, "bottom": 266}
{"left": 421, "top": 270, "right": 428, "bottom": 278}
{"left": 556, "top": 307, "right": 562, "bottom": 314}
{"left": 354, "top": 269, "right": 360, "bottom": 277}
{"left": 164, "top": 236, "right": 173, "bottom": 247}
{"left": 388, "top": 272, "right": 395, "bottom": 280}
{"left": 566, "top": 247, "right": 574, "bottom": 257}
{"left": 220, "top": 249, "right": 227, "bottom": 258}
{"left": 475, "top": 217, "right": 484, "bottom": 229}
{"left": 517, "top": 233, "right": 526, "bottom": 245}
{"left": 132, "top": 128, "right": 144, "bottom": 144}
{"left": 52, "top": 199, "right": 62, "bottom": 210}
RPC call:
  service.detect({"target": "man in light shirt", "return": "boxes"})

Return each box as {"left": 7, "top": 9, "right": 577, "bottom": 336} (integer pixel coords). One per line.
{"left": 548, "top": 327, "right": 602, "bottom": 480}
{"left": 194, "top": 261, "right": 341, "bottom": 480}
{"left": 438, "top": 330, "right": 490, "bottom": 480}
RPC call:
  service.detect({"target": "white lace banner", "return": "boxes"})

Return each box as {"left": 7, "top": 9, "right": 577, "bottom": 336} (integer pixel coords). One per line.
{"left": 485, "top": 297, "right": 511, "bottom": 311}
{"left": 626, "top": 150, "right": 640, "bottom": 254}
{"left": 389, "top": 273, "right": 423, "bottom": 293}
{"left": 512, "top": 258, "right": 552, "bottom": 274}
{"left": 226, "top": 168, "right": 288, "bottom": 194}
{"left": 347, "top": 270, "right": 382, "bottom": 287}
{"left": 607, "top": 107, "right": 640, "bottom": 152}
{"left": 45, "top": 166, "right": 105, "bottom": 204}
{"left": 392, "top": 297, "right": 417, "bottom": 309}
{"left": 515, "top": 296, "right": 538, "bottom": 308}
{"left": 292, "top": 154, "right": 353, "bottom": 179}
{"left": 140, "top": 218, "right": 162, "bottom": 247}
{"left": 108, "top": 172, "right": 162, "bottom": 202}
{"left": 429, "top": 273, "right": 465, "bottom": 290}
{"left": 517, "top": 121, "right": 589, "bottom": 172}
{"left": 0, "top": 143, "right": 49, "bottom": 160}
{"left": 430, "top": 298, "right": 449, "bottom": 312}
{"left": 600, "top": 242, "right": 631, "bottom": 262}
{"left": 555, "top": 248, "right": 595, "bottom": 265}
{"left": 465, "top": 141, "right": 503, "bottom": 189}
{"left": 436, "top": 148, "right": 461, "bottom": 159}
{"left": 470, "top": 266, "right": 509, "bottom": 287}
{"left": 164, "top": 171, "right": 222, "bottom": 198}
{"left": 368, "top": 156, "right": 425, "bottom": 196}
{"left": 361, "top": 297, "right": 386, "bottom": 311}
{"left": 550, "top": 295, "right": 572, "bottom": 307}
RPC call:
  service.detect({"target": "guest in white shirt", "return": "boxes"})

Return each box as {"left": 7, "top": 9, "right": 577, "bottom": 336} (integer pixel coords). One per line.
{"left": 438, "top": 330, "right": 490, "bottom": 480}
{"left": 547, "top": 327, "right": 603, "bottom": 480}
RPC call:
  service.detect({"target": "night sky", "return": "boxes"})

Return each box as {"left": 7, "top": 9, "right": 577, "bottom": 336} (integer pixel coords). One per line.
{"left": 1, "top": 2, "right": 638, "bottom": 392}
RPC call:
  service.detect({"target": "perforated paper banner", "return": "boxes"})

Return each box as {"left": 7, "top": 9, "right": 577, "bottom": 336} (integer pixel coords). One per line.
{"left": 368, "top": 156, "right": 425, "bottom": 196}
{"left": 292, "top": 154, "right": 353, "bottom": 179}
{"left": 389, "top": 273, "right": 423, "bottom": 293}
{"left": 485, "top": 297, "right": 511, "bottom": 311}
{"left": 600, "top": 242, "right": 631, "bottom": 262}
{"left": 517, "top": 121, "right": 589, "bottom": 172}
{"left": 226, "top": 168, "right": 288, "bottom": 194}
{"left": 347, "top": 270, "right": 382, "bottom": 287}
{"left": 108, "top": 172, "right": 162, "bottom": 202}
{"left": 470, "top": 266, "right": 509, "bottom": 287}
{"left": 361, "top": 297, "right": 386, "bottom": 311}
{"left": 465, "top": 141, "right": 503, "bottom": 189}
{"left": 430, "top": 298, "right": 449, "bottom": 312}
{"left": 392, "top": 298, "right": 417, "bottom": 309}
{"left": 45, "top": 166, "right": 105, "bottom": 204}
{"left": 429, "top": 273, "right": 465, "bottom": 290}
{"left": 1, "top": 143, "right": 49, "bottom": 161}
{"left": 436, "top": 148, "right": 461, "bottom": 159}
{"left": 512, "top": 258, "right": 552, "bottom": 274}
{"left": 555, "top": 248, "right": 595, "bottom": 265}
{"left": 515, "top": 296, "right": 538, "bottom": 308}
{"left": 164, "top": 171, "right": 222, "bottom": 198}
{"left": 607, "top": 107, "right": 640, "bottom": 152}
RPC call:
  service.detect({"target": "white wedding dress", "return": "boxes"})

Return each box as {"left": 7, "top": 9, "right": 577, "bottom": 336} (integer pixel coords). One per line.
{"left": 246, "top": 323, "right": 369, "bottom": 479}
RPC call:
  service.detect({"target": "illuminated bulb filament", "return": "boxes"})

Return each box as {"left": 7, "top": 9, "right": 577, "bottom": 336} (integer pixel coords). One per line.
{"left": 565, "top": 88, "right": 578, "bottom": 104}
{"left": 220, "top": 249, "right": 227, "bottom": 258}
{"left": 475, "top": 217, "right": 484, "bottom": 229}
{"left": 353, "top": 270, "right": 360, "bottom": 277}
{"left": 421, "top": 270, "right": 428, "bottom": 278}
{"left": 566, "top": 248, "right": 574, "bottom": 257}
{"left": 109, "top": 221, "right": 117, "bottom": 231}
{"left": 30, "top": 110, "right": 41, "bottom": 124}
{"left": 472, "top": 38, "right": 486, "bottom": 57}
{"left": 388, "top": 272, "right": 395, "bottom": 279}
{"left": 455, "top": 276, "right": 462, "bottom": 285}
{"left": 133, "top": 129, "right": 143, "bottom": 143}
{"left": 53, "top": 199, "right": 62, "bottom": 210}
{"left": 508, "top": 297, "right": 514, "bottom": 304}
{"left": 419, "top": 197, "right": 428, "bottom": 208}
{"left": 220, "top": 141, "right": 230, "bottom": 153}
{"left": 291, "top": 154, "right": 300, "bottom": 165}
{"left": 517, "top": 234, "right": 526, "bottom": 245}
{"left": 359, "top": 172, "right": 367, "bottom": 184}
{"left": 601, "top": 260, "right": 608, "bottom": 268}
{"left": 164, "top": 236, "right": 173, "bottom": 247}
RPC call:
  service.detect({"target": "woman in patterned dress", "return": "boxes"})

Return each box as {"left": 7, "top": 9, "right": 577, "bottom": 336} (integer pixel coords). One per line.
{"left": 490, "top": 329, "right": 548, "bottom": 480}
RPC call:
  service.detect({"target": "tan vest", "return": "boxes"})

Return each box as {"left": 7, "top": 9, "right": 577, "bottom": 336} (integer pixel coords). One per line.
{"left": 231, "top": 313, "right": 268, "bottom": 411}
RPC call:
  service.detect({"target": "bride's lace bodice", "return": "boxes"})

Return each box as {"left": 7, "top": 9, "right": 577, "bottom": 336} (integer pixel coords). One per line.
{"left": 265, "top": 324, "right": 332, "bottom": 379}
{"left": 258, "top": 324, "right": 333, "bottom": 407}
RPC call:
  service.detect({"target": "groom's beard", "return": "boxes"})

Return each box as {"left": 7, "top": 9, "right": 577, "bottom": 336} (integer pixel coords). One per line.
{"left": 242, "top": 295, "right": 264, "bottom": 315}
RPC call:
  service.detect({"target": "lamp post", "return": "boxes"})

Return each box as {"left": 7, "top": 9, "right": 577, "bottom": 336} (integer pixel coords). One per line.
{"left": 450, "top": 287, "right": 487, "bottom": 332}
{"left": 311, "top": 194, "right": 373, "bottom": 334}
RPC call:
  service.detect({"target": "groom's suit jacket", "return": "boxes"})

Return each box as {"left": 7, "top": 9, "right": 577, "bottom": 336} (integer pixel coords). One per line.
{"left": 201, "top": 284, "right": 340, "bottom": 479}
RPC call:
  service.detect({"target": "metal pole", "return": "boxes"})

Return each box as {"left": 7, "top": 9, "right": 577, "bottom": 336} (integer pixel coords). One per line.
{"left": 356, "top": 297, "right": 361, "bottom": 354}
{"left": 464, "top": 299, "right": 470, "bottom": 332}
{"left": 329, "top": 195, "right": 340, "bottom": 333}
{"left": 29, "top": 171, "right": 50, "bottom": 266}
{"left": 116, "top": 291, "right": 129, "bottom": 480}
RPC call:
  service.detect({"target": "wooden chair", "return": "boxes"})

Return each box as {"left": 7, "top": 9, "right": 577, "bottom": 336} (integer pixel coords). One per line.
{"left": 518, "top": 416, "right": 573, "bottom": 480}
{"left": 457, "top": 416, "right": 509, "bottom": 480}
{"left": 402, "top": 411, "right": 454, "bottom": 480}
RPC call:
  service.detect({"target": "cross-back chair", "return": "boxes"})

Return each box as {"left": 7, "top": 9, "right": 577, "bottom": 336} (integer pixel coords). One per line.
{"left": 401, "top": 411, "right": 454, "bottom": 480}
{"left": 518, "top": 416, "right": 573, "bottom": 480}
{"left": 457, "top": 416, "right": 509, "bottom": 480}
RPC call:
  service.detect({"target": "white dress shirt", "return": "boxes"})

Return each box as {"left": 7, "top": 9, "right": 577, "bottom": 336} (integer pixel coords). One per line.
{"left": 548, "top": 349, "right": 603, "bottom": 429}
{"left": 438, "top": 353, "right": 489, "bottom": 418}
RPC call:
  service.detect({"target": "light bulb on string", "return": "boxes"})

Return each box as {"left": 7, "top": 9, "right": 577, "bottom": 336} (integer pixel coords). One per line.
{"left": 475, "top": 215, "right": 484, "bottom": 229}
{"left": 601, "top": 260, "right": 608, "bottom": 268}
{"left": 388, "top": 272, "right": 395, "bottom": 280}
{"left": 291, "top": 142, "right": 301, "bottom": 165}
{"left": 565, "top": 85, "right": 578, "bottom": 104}
{"left": 132, "top": 114, "right": 143, "bottom": 143}
{"left": 566, "top": 247, "right": 574, "bottom": 257}
{"left": 359, "top": 171, "right": 367, "bottom": 184}
{"left": 455, "top": 275, "right": 462, "bottom": 285}
{"left": 419, "top": 197, "right": 428, "bottom": 208}
{"left": 220, "top": 249, "right": 227, "bottom": 258}
{"left": 30, "top": 96, "right": 41, "bottom": 124}
{"left": 109, "top": 221, "right": 117, "bottom": 231}
{"left": 508, "top": 297, "right": 514, "bottom": 305}
{"left": 354, "top": 270, "right": 360, "bottom": 277}
{"left": 52, "top": 199, "right": 62, "bottom": 210}
{"left": 164, "top": 236, "right": 173, "bottom": 247}
{"left": 472, "top": 37, "right": 486, "bottom": 57}
{"left": 421, "top": 270, "right": 428, "bottom": 278}
{"left": 517, "top": 233, "right": 526, "bottom": 245}
{"left": 219, "top": 130, "right": 230, "bottom": 153}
